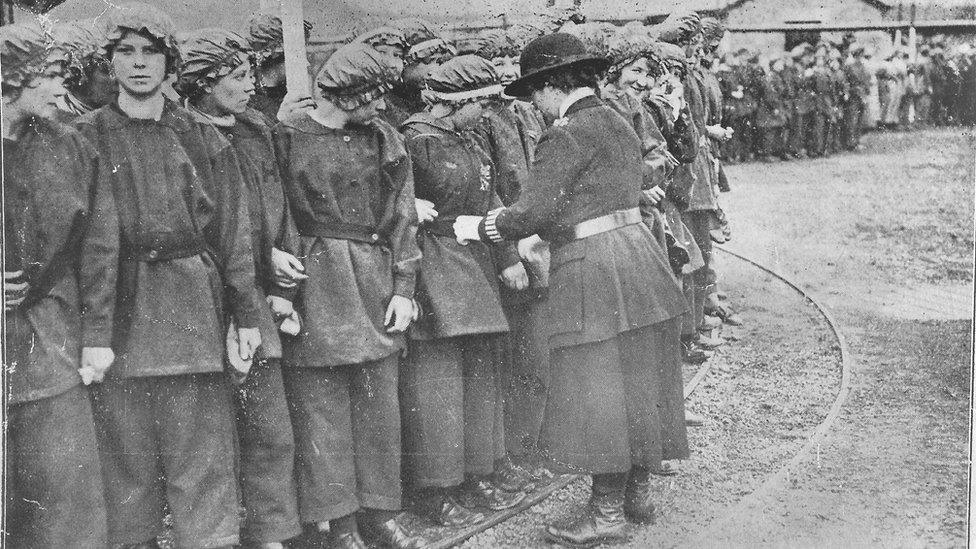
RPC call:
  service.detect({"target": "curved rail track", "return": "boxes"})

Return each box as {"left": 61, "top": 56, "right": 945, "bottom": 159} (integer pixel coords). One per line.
{"left": 429, "top": 245, "right": 855, "bottom": 548}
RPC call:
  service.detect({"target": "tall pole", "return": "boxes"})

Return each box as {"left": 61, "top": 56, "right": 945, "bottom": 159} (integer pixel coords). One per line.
{"left": 280, "top": 0, "right": 311, "bottom": 96}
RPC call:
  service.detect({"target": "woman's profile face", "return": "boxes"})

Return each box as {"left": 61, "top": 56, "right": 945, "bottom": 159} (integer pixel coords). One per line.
{"left": 530, "top": 85, "right": 563, "bottom": 122}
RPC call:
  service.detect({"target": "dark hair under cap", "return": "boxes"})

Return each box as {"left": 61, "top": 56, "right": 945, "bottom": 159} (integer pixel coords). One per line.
{"left": 422, "top": 54, "right": 502, "bottom": 104}
{"left": 316, "top": 41, "right": 403, "bottom": 110}
{"left": 176, "top": 28, "right": 253, "bottom": 100}
{"left": 1, "top": 20, "right": 64, "bottom": 95}
{"left": 654, "top": 10, "right": 702, "bottom": 46}
{"left": 102, "top": 2, "right": 181, "bottom": 75}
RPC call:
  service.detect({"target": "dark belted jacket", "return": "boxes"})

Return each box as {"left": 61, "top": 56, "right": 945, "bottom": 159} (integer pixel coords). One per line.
{"left": 4, "top": 118, "right": 118, "bottom": 403}
{"left": 402, "top": 113, "right": 518, "bottom": 340}
{"left": 212, "top": 107, "right": 301, "bottom": 360}
{"left": 481, "top": 95, "right": 687, "bottom": 350}
{"left": 75, "top": 100, "right": 261, "bottom": 378}
{"left": 274, "top": 114, "right": 421, "bottom": 366}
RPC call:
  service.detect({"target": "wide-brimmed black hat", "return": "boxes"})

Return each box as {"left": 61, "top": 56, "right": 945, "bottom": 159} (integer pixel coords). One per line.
{"left": 504, "top": 32, "right": 609, "bottom": 98}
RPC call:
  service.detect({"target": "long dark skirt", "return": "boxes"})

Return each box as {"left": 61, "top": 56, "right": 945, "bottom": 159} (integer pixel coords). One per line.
{"left": 538, "top": 318, "right": 688, "bottom": 475}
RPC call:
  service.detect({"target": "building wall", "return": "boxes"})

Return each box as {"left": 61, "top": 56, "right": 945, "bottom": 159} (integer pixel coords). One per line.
{"left": 723, "top": 0, "right": 892, "bottom": 56}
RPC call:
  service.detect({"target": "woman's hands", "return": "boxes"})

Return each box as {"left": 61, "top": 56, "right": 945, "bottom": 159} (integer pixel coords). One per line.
{"left": 416, "top": 198, "right": 439, "bottom": 224}
{"left": 500, "top": 262, "right": 529, "bottom": 291}
{"left": 385, "top": 295, "right": 417, "bottom": 333}
{"left": 271, "top": 248, "right": 308, "bottom": 288}
{"left": 453, "top": 215, "right": 483, "bottom": 244}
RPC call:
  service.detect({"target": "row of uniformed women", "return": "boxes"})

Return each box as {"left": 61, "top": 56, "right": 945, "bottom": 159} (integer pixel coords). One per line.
{"left": 3, "top": 5, "right": 707, "bottom": 549}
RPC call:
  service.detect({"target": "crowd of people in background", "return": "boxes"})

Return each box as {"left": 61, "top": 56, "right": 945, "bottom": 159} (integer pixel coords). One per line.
{"left": 709, "top": 34, "right": 976, "bottom": 164}
{"left": 3, "top": 2, "right": 975, "bottom": 549}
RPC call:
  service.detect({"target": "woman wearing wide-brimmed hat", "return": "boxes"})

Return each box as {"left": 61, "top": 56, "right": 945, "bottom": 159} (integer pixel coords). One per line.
{"left": 454, "top": 33, "right": 689, "bottom": 547}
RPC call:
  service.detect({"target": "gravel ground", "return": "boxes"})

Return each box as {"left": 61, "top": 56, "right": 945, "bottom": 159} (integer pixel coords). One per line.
{"left": 460, "top": 257, "right": 842, "bottom": 548}
{"left": 459, "top": 126, "right": 974, "bottom": 548}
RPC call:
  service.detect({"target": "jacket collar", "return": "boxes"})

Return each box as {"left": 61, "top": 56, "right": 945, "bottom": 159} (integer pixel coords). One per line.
{"left": 280, "top": 111, "right": 376, "bottom": 136}
{"left": 558, "top": 87, "right": 596, "bottom": 119}
{"left": 562, "top": 93, "right": 603, "bottom": 118}
{"left": 101, "top": 98, "right": 196, "bottom": 133}
{"left": 401, "top": 111, "right": 457, "bottom": 135}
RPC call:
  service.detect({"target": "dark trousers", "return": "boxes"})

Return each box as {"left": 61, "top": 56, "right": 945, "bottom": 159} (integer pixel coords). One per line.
{"left": 5, "top": 385, "right": 107, "bottom": 549}
{"left": 540, "top": 319, "right": 688, "bottom": 475}
{"left": 235, "top": 359, "right": 301, "bottom": 543}
{"left": 90, "top": 373, "right": 240, "bottom": 548}
{"left": 282, "top": 355, "right": 402, "bottom": 523}
{"left": 500, "top": 292, "right": 550, "bottom": 459}
{"left": 681, "top": 210, "right": 717, "bottom": 330}
{"left": 757, "top": 126, "right": 786, "bottom": 158}
{"left": 401, "top": 335, "right": 506, "bottom": 487}
{"left": 726, "top": 115, "right": 755, "bottom": 162}
{"left": 841, "top": 99, "right": 864, "bottom": 150}
{"left": 807, "top": 112, "right": 830, "bottom": 157}
{"left": 787, "top": 111, "right": 809, "bottom": 156}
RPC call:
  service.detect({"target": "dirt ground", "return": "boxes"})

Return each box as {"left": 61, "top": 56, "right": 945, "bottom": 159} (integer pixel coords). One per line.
{"left": 461, "top": 127, "right": 975, "bottom": 548}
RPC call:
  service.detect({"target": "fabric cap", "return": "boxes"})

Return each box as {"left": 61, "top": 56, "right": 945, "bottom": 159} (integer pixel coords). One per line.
{"left": 1, "top": 21, "right": 64, "bottom": 91}
{"left": 506, "top": 23, "right": 546, "bottom": 52}
{"left": 52, "top": 20, "right": 105, "bottom": 71}
{"left": 354, "top": 26, "right": 408, "bottom": 55}
{"left": 316, "top": 41, "right": 403, "bottom": 110}
{"left": 654, "top": 10, "right": 702, "bottom": 45}
{"left": 248, "top": 12, "right": 312, "bottom": 64}
{"left": 406, "top": 37, "right": 456, "bottom": 64}
{"left": 700, "top": 17, "right": 726, "bottom": 43}
{"left": 176, "top": 29, "right": 252, "bottom": 98}
{"left": 559, "top": 22, "right": 613, "bottom": 57}
{"left": 423, "top": 54, "right": 502, "bottom": 103}
{"left": 656, "top": 41, "right": 689, "bottom": 76}
{"left": 606, "top": 32, "right": 661, "bottom": 77}
{"left": 390, "top": 18, "right": 438, "bottom": 46}
{"left": 462, "top": 28, "right": 520, "bottom": 60}
{"left": 101, "top": 2, "right": 179, "bottom": 56}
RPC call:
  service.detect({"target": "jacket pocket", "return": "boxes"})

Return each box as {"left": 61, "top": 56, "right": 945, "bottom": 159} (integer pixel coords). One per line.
{"left": 546, "top": 243, "right": 585, "bottom": 336}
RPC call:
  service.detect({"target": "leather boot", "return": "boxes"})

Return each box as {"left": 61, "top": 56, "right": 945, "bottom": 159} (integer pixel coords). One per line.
{"left": 326, "top": 531, "right": 366, "bottom": 549}
{"left": 460, "top": 478, "right": 525, "bottom": 511}
{"left": 359, "top": 516, "right": 427, "bottom": 549}
{"left": 545, "top": 493, "right": 629, "bottom": 548}
{"left": 432, "top": 494, "right": 486, "bottom": 528}
{"left": 623, "top": 475, "right": 656, "bottom": 525}
{"left": 494, "top": 455, "right": 535, "bottom": 493}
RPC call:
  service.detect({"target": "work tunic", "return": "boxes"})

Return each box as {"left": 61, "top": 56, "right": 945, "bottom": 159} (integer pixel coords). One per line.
{"left": 215, "top": 108, "right": 299, "bottom": 359}
{"left": 75, "top": 100, "right": 261, "bottom": 378}
{"left": 4, "top": 119, "right": 118, "bottom": 403}
{"left": 274, "top": 114, "right": 420, "bottom": 366}
{"left": 402, "top": 114, "right": 515, "bottom": 340}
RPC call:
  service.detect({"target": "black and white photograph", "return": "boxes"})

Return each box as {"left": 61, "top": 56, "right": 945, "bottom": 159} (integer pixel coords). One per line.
{"left": 1, "top": 0, "right": 973, "bottom": 547}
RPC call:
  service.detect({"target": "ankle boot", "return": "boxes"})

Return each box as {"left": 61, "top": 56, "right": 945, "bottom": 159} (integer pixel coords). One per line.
{"left": 544, "top": 493, "right": 629, "bottom": 548}
{"left": 623, "top": 475, "right": 656, "bottom": 525}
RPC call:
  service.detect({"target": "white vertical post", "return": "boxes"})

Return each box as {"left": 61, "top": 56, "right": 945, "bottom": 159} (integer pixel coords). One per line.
{"left": 908, "top": 25, "right": 917, "bottom": 61}
{"left": 280, "top": 0, "right": 311, "bottom": 96}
